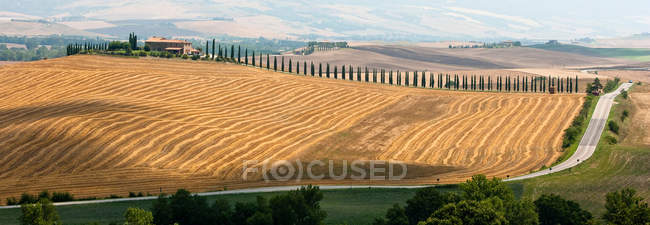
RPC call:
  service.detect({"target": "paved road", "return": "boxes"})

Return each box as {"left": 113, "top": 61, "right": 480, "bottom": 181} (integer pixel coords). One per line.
{"left": 0, "top": 84, "right": 631, "bottom": 209}
{"left": 506, "top": 82, "right": 633, "bottom": 181}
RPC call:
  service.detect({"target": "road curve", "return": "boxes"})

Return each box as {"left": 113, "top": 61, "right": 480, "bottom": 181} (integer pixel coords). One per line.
{"left": 0, "top": 84, "right": 631, "bottom": 209}
{"left": 506, "top": 82, "right": 633, "bottom": 181}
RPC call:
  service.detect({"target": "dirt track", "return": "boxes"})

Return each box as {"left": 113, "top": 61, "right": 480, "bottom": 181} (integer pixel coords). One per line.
{"left": 0, "top": 56, "right": 582, "bottom": 201}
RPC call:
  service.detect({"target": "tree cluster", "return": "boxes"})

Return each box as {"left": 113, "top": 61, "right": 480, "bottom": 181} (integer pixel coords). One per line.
{"left": 373, "top": 175, "right": 650, "bottom": 225}
{"left": 152, "top": 185, "right": 326, "bottom": 225}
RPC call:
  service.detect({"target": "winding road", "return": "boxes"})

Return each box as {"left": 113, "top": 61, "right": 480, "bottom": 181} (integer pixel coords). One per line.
{"left": 0, "top": 83, "right": 632, "bottom": 209}
{"left": 506, "top": 82, "right": 633, "bottom": 181}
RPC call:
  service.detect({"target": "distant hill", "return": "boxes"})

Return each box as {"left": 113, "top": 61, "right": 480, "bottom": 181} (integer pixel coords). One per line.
{"left": 0, "top": 21, "right": 110, "bottom": 38}
{"left": 529, "top": 43, "right": 650, "bottom": 61}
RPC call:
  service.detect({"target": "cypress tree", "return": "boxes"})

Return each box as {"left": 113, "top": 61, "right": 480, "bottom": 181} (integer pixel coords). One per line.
{"left": 373, "top": 68, "right": 377, "bottom": 83}
{"left": 231, "top": 45, "right": 234, "bottom": 59}
{"left": 349, "top": 65, "right": 353, "bottom": 81}
{"left": 405, "top": 71, "right": 410, "bottom": 86}
{"left": 334, "top": 65, "right": 338, "bottom": 79}
{"left": 413, "top": 71, "right": 418, "bottom": 87}
{"left": 205, "top": 41, "right": 209, "bottom": 57}
{"left": 397, "top": 70, "right": 401, "bottom": 85}
{"left": 296, "top": 61, "right": 300, "bottom": 75}
{"left": 381, "top": 69, "right": 385, "bottom": 84}
{"left": 341, "top": 65, "right": 345, "bottom": 79}
{"left": 218, "top": 44, "right": 222, "bottom": 58}
{"left": 429, "top": 73, "right": 434, "bottom": 88}
{"left": 318, "top": 63, "right": 322, "bottom": 77}
{"left": 212, "top": 39, "right": 215, "bottom": 59}
{"left": 575, "top": 76, "right": 579, "bottom": 93}
{"left": 289, "top": 59, "right": 292, "bottom": 73}
{"left": 266, "top": 54, "right": 270, "bottom": 69}
{"left": 304, "top": 61, "right": 307, "bottom": 75}
{"left": 281, "top": 56, "right": 284, "bottom": 71}
{"left": 245, "top": 49, "right": 248, "bottom": 65}
{"left": 311, "top": 61, "right": 315, "bottom": 76}
{"left": 273, "top": 56, "right": 277, "bottom": 71}
{"left": 238, "top": 46, "right": 241, "bottom": 63}
{"left": 365, "top": 67, "right": 369, "bottom": 82}
{"left": 327, "top": 63, "right": 331, "bottom": 78}
{"left": 357, "top": 67, "right": 361, "bottom": 81}
{"left": 422, "top": 72, "right": 427, "bottom": 88}
{"left": 390, "top": 70, "right": 394, "bottom": 85}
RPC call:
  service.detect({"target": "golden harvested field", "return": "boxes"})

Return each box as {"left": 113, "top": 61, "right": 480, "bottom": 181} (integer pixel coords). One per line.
{"left": 0, "top": 55, "right": 583, "bottom": 201}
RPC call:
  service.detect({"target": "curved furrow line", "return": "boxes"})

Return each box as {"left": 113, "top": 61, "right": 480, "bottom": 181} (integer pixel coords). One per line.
{"left": 380, "top": 96, "right": 471, "bottom": 161}
{"left": 417, "top": 96, "right": 499, "bottom": 164}
{"left": 436, "top": 97, "right": 507, "bottom": 165}
{"left": 472, "top": 96, "right": 559, "bottom": 175}
{"left": 216, "top": 96, "right": 398, "bottom": 178}
{"left": 155, "top": 89, "right": 376, "bottom": 169}
{"left": 1, "top": 111, "right": 132, "bottom": 177}
{"left": 211, "top": 94, "right": 393, "bottom": 175}
{"left": 465, "top": 97, "right": 526, "bottom": 167}
{"left": 32, "top": 115, "right": 155, "bottom": 176}
{"left": 0, "top": 110, "right": 130, "bottom": 175}
{"left": 405, "top": 96, "right": 493, "bottom": 163}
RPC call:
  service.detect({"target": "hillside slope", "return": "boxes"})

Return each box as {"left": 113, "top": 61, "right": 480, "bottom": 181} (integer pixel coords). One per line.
{"left": 0, "top": 56, "right": 581, "bottom": 201}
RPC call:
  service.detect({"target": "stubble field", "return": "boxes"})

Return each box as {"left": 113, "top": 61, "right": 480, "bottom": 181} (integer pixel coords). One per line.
{"left": 0, "top": 55, "right": 582, "bottom": 202}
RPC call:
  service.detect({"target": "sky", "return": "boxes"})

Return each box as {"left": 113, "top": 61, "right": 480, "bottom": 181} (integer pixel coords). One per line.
{"left": 1, "top": 0, "right": 649, "bottom": 40}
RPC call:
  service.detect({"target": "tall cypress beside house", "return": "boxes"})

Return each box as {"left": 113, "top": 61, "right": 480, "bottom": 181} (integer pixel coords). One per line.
{"left": 341, "top": 65, "right": 345, "bottom": 79}
{"left": 429, "top": 73, "right": 434, "bottom": 88}
{"left": 224, "top": 47, "right": 228, "bottom": 60}
{"left": 231, "top": 45, "right": 234, "bottom": 59}
{"left": 334, "top": 65, "right": 338, "bottom": 79}
{"left": 318, "top": 63, "right": 322, "bottom": 77}
{"left": 245, "top": 49, "right": 248, "bottom": 65}
{"left": 390, "top": 70, "right": 394, "bottom": 85}
{"left": 304, "top": 61, "right": 307, "bottom": 75}
{"left": 218, "top": 44, "right": 222, "bottom": 58}
{"left": 289, "top": 59, "right": 292, "bottom": 73}
{"left": 259, "top": 52, "right": 263, "bottom": 67}
{"left": 575, "top": 76, "right": 579, "bottom": 93}
{"left": 311, "top": 62, "right": 315, "bottom": 76}
{"left": 205, "top": 41, "right": 209, "bottom": 57}
{"left": 296, "top": 61, "right": 300, "bottom": 74}
{"left": 281, "top": 57, "right": 284, "bottom": 71}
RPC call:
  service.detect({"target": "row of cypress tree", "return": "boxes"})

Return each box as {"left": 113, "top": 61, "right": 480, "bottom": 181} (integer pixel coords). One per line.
{"left": 204, "top": 41, "right": 581, "bottom": 94}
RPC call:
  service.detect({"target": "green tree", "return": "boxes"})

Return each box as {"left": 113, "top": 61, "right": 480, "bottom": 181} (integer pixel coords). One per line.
{"left": 211, "top": 39, "right": 215, "bottom": 59}
{"left": 609, "top": 120, "right": 620, "bottom": 134}
{"left": 603, "top": 188, "right": 650, "bottom": 225}
{"left": 460, "top": 175, "right": 514, "bottom": 202}
{"left": 373, "top": 204, "right": 409, "bottom": 225}
{"left": 534, "top": 194, "right": 592, "bottom": 225}
{"left": 124, "top": 207, "right": 154, "bottom": 225}
{"left": 404, "top": 187, "right": 459, "bottom": 225}
{"left": 420, "top": 199, "right": 507, "bottom": 225}
{"left": 211, "top": 199, "right": 233, "bottom": 225}
{"left": 19, "top": 198, "right": 60, "bottom": 225}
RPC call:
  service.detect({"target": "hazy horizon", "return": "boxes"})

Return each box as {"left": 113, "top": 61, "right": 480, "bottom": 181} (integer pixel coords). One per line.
{"left": 2, "top": 0, "right": 650, "bottom": 41}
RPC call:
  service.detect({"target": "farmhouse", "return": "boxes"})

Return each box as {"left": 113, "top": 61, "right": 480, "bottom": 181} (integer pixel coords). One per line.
{"left": 145, "top": 37, "right": 199, "bottom": 55}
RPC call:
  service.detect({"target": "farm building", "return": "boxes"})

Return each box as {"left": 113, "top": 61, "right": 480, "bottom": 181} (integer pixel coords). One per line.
{"left": 145, "top": 37, "right": 199, "bottom": 55}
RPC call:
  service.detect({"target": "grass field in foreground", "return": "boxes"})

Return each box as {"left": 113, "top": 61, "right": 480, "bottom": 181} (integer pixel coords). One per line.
{"left": 0, "top": 184, "right": 524, "bottom": 225}
{"left": 515, "top": 83, "right": 650, "bottom": 215}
